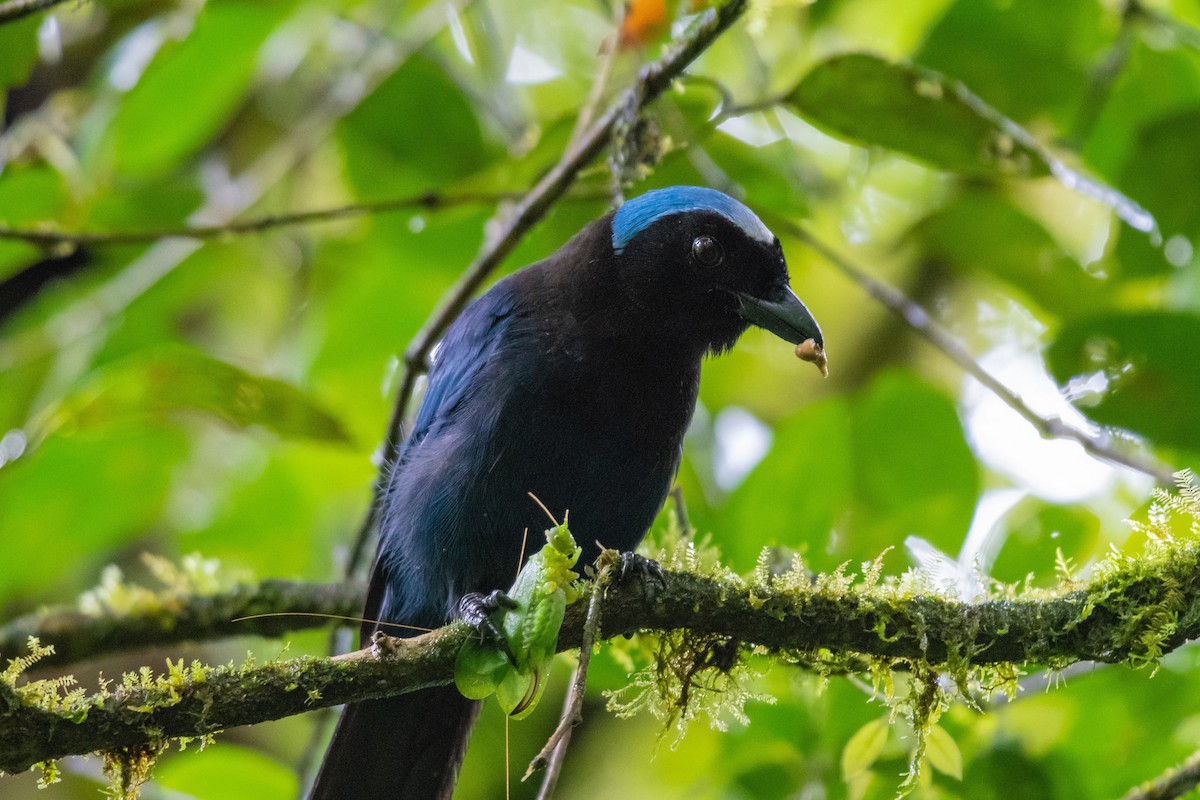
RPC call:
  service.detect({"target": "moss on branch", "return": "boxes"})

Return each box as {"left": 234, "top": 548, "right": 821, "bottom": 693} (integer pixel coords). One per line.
{"left": 573, "top": 551, "right": 1200, "bottom": 668}
{"left": 0, "top": 625, "right": 465, "bottom": 775}
{"left": 0, "top": 578, "right": 366, "bottom": 669}
{"left": 3, "top": 525, "right": 1200, "bottom": 776}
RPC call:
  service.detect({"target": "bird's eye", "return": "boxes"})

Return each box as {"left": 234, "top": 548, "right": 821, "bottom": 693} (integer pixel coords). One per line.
{"left": 691, "top": 235, "right": 723, "bottom": 267}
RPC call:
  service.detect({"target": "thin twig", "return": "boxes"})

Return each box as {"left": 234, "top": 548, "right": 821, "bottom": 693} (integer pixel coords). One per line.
{"left": 0, "top": 86, "right": 760, "bottom": 255}
{"left": 1068, "top": 4, "right": 1137, "bottom": 148}
{"left": 533, "top": 668, "right": 578, "bottom": 799}
{"left": 344, "top": 0, "right": 753, "bottom": 576}
{"left": 526, "top": 566, "right": 613, "bottom": 792}
{"left": 566, "top": 31, "right": 621, "bottom": 153}
{"left": 1135, "top": 0, "right": 1200, "bottom": 53}
{"left": 0, "top": 0, "right": 71, "bottom": 25}
{"left": 1120, "top": 748, "right": 1200, "bottom": 800}
{"left": 678, "top": 73, "right": 789, "bottom": 120}
{"left": 670, "top": 485, "right": 690, "bottom": 534}
{"left": 769, "top": 217, "right": 1177, "bottom": 486}
{"left": 0, "top": 191, "right": 520, "bottom": 249}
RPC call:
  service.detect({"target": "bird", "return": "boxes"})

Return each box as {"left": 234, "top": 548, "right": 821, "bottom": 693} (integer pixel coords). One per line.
{"left": 311, "top": 185, "right": 825, "bottom": 799}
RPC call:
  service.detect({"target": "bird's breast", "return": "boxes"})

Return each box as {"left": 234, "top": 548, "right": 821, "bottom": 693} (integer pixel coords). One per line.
{"left": 497, "top": 341, "right": 700, "bottom": 546}
{"left": 379, "top": 324, "right": 704, "bottom": 623}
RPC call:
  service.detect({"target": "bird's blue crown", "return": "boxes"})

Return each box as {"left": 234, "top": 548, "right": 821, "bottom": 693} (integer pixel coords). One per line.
{"left": 611, "top": 186, "right": 775, "bottom": 255}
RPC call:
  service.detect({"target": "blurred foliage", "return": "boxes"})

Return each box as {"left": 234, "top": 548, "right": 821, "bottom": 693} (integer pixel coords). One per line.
{"left": 1, "top": 0, "right": 1199, "bottom": 798}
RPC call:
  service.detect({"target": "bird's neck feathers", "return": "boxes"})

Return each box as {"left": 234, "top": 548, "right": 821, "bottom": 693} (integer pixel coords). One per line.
{"left": 519, "top": 216, "right": 728, "bottom": 363}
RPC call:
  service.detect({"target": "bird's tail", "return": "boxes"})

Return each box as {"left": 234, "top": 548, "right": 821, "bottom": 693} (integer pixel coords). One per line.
{"left": 310, "top": 686, "right": 480, "bottom": 800}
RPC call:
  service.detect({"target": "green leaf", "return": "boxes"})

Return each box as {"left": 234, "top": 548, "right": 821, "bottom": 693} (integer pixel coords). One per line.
{"left": 914, "top": 191, "right": 1109, "bottom": 317}
{"left": 339, "top": 55, "right": 497, "bottom": 200}
{"left": 0, "top": 427, "right": 189, "bottom": 605}
{"left": 788, "top": 53, "right": 1155, "bottom": 233}
{"left": 154, "top": 743, "right": 297, "bottom": 800}
{"left": 188, "top": 441, "right": 372, "bottom": 578}
{"left": 1080, "top": 42, "right": 1200, "bottom": 180}
{"left": 92, "top": 238, "right": 299, "bottom": 381}
{"left": 0, "top": 16, "right": 39, "bottom": 91}
{"left": 841, "top": 716, "right": 889, "bottom": 778}
{"left": 846, "top": 770, "right": 874, "bottom": 800}
{"left": 719, "top": 397, "right": 855, "bottom": 571}
{"left": 1045, "top": 311, "right": 1200, "bottom": 451}
{"left": 453, "top": 523, "right": 581, "bottom": 718}
{"left": 790, "top": 52, "right": 1049, "bottom": 179}
{"left": 307, "top": 214, "right": 492, "bottom": 445}
{"left": 963, "top": 743, "right": 1055, "bottom": 799}
{"left": 925, "top": 724, "right": 963, "bottom": 780}
{"left": 990, "top": 499, "right": 1101, "bottom": 586}
{"left": 34, "top": 346, "right": 349, "bottom": 445}
{"left": 1113, "top": 108, "right": 1200, "bottom": 276}
{"left": 87, "top": 174, "right": 205, "bottom": 233}
{"left": 915, "top": 0, "right": 1108, "bottom": 124}
{"left": 851, "top": 371, "right": 979, "bottom": 559}
{"left": 702, "top": 130, "right": 808, "bottom": 220}
{"left": 113, "top": 1, "right": 292, "bottom": 177}
{"left": 720, "top": 372, "right": 977, "bottom": 570}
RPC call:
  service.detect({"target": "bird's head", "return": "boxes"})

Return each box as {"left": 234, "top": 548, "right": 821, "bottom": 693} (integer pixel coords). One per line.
{"left": 609, "top": 186, "right": 826, "bottom": 373}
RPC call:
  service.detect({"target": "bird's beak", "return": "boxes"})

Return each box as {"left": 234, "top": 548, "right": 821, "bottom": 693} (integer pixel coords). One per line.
{"left": 736, "top": 285, "right": 823, "bottom": 346}
{"left": 736, "top": 286, "right": 828, "bottom": 377}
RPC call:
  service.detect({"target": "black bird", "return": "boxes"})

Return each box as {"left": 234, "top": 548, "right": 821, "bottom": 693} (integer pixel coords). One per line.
{"left": 312, "top": 186, "right": 825, "bottom": 799}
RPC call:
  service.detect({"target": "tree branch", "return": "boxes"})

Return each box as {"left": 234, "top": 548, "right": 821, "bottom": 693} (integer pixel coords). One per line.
{"left": 4, "top": 538, "right": 1199, "bottom": 775}
{"left": 768, "top": 217, "right": 1178, "bottom": 486}
{"left": 0, "top": 0, "right": 71, "bottom": 26}
{"left": 0, "top": 622, "right": 466, "bottom": 776}
{"left": 1121, "top": 749, "right": 1200, "bottom": 800}
{"left": 0, "top": 580, "right": 365, "bottom": 669}
{"left": 527, "top": 560, "right": 613, "bottom": 791}
{"left": 1067, "top": 1, "right": 1137, "bottom": 148}
{"left": 0, "top": 191, "right": 522, "bottom": 249}
{"left": 1134, "top": 0, "right": 1200, "bottom": 54}
{"left": 344, "top": 0, "right": 753, "bottom": 576}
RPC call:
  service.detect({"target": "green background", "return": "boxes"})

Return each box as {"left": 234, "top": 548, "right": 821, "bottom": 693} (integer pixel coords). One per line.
{"left": 2, "top": 0, "right": 1200, "bottom": 797}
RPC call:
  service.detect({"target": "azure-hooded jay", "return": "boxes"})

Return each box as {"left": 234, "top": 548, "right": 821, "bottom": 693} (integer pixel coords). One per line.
{"left": 312, "top": 186, "right": 825, "bottom": 799}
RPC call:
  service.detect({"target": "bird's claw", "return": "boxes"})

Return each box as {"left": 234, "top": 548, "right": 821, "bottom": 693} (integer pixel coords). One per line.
{"left": 458, "top": 589, "right": 518, "bottom": 664}
{"left": 615, "top": 552, "right": 667, "bottom": 596}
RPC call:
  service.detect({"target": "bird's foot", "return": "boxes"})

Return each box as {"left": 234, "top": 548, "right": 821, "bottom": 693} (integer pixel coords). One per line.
{"left": 459, "top": 589, "right": 518, "bottom": 663}
{"left": 614, "top": 552, "right": 667, "bottom": 596}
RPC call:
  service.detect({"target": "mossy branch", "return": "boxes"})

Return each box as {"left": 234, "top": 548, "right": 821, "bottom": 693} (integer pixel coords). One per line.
{"left": 0, "top": 626, "right": 467, "bottom": 776}
{"left": 4, "top": 533, "right": 1200, "bottom": 775}
{"left": 583, "top": 536, "right": 1200, "bottom": 670}
{"left": 0, "top": 579, "right": 365, "bottom": 669}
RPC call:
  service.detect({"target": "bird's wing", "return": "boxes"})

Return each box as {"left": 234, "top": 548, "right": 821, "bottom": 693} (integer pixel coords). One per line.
{"left": 361, "top": 281, "right": 522, "bottom": 640}
{"left": 359, "top": 554, "right": 390, "bottom": 643}
{"left": 407, "top": 279, "right": 521, "bottom": 450}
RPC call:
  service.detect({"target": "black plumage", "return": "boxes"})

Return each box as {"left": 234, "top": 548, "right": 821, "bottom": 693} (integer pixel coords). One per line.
{"left": 312, "top": 186, "right": 824, "bottom": 799}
